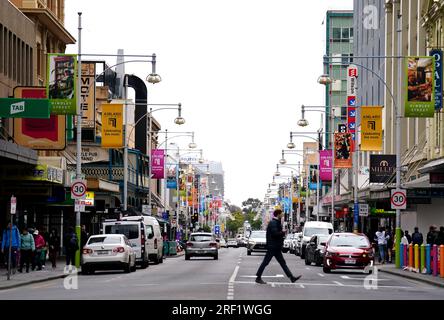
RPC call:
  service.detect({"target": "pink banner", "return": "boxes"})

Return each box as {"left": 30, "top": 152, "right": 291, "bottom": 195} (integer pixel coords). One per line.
{"left": 151, "top": 149, "right": 165, "bottom": 179}
{"left": 319, "top": 150, "right": 332, "bottom": 181}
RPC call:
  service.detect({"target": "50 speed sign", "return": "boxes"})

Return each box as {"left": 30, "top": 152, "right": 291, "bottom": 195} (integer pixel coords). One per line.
{"left": 391, "top": 189, "right": 406, "bottom": 210}
{"left": 71, "top": 179, "right": 87, "bottom": 199}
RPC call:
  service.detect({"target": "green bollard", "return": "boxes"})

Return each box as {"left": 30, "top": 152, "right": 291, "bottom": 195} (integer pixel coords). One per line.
{"left": 395, "top": 228, "right": 402, "bottom": 268}
{"left": 75, "top": 225, "right": 81, "bottom": 268}
{"left": 420, "top": 244, "right": 426, "bottom": 273}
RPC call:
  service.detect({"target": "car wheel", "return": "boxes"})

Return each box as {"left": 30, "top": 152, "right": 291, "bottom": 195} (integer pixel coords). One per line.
{"left": 131, "top": 259, "right": 137, "bottom": 272}
{"left": 300, "top": 248, "right": 305, "bottom": 259}
{"left": 81, "top": 267, "right": 89, "bottom": 275}
{"left": 185, "top": 254, "right": 190, "bottom": 260}
{"left": 282, "top": 249, "right": 288, "bottom": 253}
{"left": 141, "top": 256, "right": 149, "bottom": 269}
{"left": 247, "top": 250, "right": 252, "bottom": 256}
{"left": 159, "top": 254, "right": 164, "bottom": 264}
{"left": 214, "top": 254, "right": 218, "bottom": 260}
{"left": 323, "top": 266, "right": 331, "bottom": 273}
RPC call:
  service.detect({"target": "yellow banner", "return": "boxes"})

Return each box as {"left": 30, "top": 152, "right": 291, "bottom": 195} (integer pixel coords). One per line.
{"left": 361, "top": 106, "right": 383, "bottom": 151}
{"left": 101, "top": 104, "right": 123, "bottom": 148}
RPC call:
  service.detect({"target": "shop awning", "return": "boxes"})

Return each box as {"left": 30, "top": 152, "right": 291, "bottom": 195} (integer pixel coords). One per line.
{"left": 0, "top": 139, "right": 38, "bottom": 165}
{"left": 418, "top": 158, "right": 444, "bottom": 174}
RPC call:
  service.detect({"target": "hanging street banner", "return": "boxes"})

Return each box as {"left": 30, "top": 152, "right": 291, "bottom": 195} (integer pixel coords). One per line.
{"left": 347, "top": 96, "right": 356, "bottom": 142}
{"left": 0, "top": 98, "right": 50, "bottom": 118}
{"left": 13, "top": 87, "right": 65, "bottom": 150}
{"left": 75, "top": 62, "right": 96, "bottom": 128}
{"left": 47, "top": 54, "right": 77, "bottom": 115}
{"left": 151, "top": 149, "right": 165, "bottom": 179}
{"left": 319, "top": 150, "right": 332, "bottom": 181}
{"left": 347, "top": 65, "right": 358, "bottom": 96}
{"left": 430, "top": 49, "right": 443, "bottom": 111}
{"left": 309, "top": 165, "right": 322, "bottom": 190}
{"left": 101, "top": 103, "right": 123, "bottom": 148}
{"left": 370, "top": 154, "right": 396, "bottom": 183}
{"left": 334, "top": 132, "right": 352, "bottom": 168}
{"left": 405, "top": 56, "right": 435, "bottom": 117}
{"left": 166, "top": 164, "right": 178, "bottom": 189}
{"left": 361, "top": 106, "right": 383, "bottom": 151}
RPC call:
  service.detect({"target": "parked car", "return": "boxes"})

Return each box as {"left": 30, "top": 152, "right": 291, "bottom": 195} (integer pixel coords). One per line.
{"left": 294, "top": 232, "right": 302, "bottom": 256}
{"left": 247, "top": 230, "right": 267, "bottom": 255}
{"left": 283, "top": 234, "right": 293, "bottom": 253}
{"left": 185, "top": 232, "right": 219, "bottom": 260}
{"left": 121, "top": 215, "right": 164, "bottom": 264}
{"left": 323, "top": 233, "right": 374, "bottom": 273}
{"left": 102, "top": 219, "right": 149, "bottom": 268}
{"left": 236, "top": 234, "right": 247, "bottom": 247}
{"left": 305, "top": 234, "right": 331, "bottom": 266}
{"left": 227, "top": 238, "right": 238, "bottom": 248}
{"left": 290, "top": 233, "right": 299, "bottom": 254}
{"left": 300, "top": 221, "right": 333, "bottom": 259}
{"left": 82, "top": 234, "right": 136, "bottom": 274}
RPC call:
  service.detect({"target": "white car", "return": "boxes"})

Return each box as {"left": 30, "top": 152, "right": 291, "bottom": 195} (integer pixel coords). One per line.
{"left": 283, "top": 234, "right": 293, "bottom": 253}
{"left": 300, "top": 222, "right": 333, "bottom": 259}
{"left": 219, "top": 238, "right": 228, "bottom": 248}
{"left": 82, "top": 234, "right": 137, "bottom": 275}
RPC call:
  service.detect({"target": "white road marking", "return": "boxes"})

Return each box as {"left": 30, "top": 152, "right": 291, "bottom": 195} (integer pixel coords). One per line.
{"left": 333, "top": 281, "right": 344, "bottom": 286}
{"left": 229, "top": 266, "right": 240, "bottom": 283}
{"left": 299, "top": 284, "right": 305, "bottom": 288}
{"left": 317, "top": 273, "right": 325, "bottom": 277}
{"left": 227, "top": 265, "right": 239, "bottom": 300}
{"left": 305, "top": 267, "right": 311, "bottom": 270}
{"left": 340, "top": 275, "right": 391, "bottom": 281}
{"left": 241, "top": 274, "right": 284, "bottom": 278}
{"left": 233, "top": 280, "right": 414, "bottom": 290}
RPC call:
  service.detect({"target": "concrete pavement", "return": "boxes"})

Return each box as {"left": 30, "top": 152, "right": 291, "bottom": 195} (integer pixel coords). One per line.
{"left": 379, "top": 264, "right": 444, "bottom": 288}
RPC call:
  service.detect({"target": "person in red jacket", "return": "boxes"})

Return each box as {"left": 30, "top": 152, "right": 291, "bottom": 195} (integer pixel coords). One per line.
{"left": 32, "top": 230, "right": 46, "bottom": 271}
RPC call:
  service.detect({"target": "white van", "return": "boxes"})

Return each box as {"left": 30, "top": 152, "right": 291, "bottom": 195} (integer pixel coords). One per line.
{"left": 102, "top": 220, "right": 149, "bottom": 268}
{"left": 299, "top": 221, "right": 333, "bottom": 259}
{"left": 121, "top": 215, "right": 164, "bottom": 264}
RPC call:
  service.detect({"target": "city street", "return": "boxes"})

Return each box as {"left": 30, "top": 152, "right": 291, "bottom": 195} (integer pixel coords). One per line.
{"left": 0, "top": 248, "right": 442, "bottom": 300}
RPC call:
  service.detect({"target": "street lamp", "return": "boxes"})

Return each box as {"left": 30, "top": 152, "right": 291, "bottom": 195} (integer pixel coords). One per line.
{"left": 317, "top": 74, "right": 333, "bottom": 85}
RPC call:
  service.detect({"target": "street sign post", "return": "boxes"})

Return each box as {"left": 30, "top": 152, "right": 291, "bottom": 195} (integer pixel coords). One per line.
{"left": 214, "top": 225, "right": 220, "bottom": 235}
{"left": 359, "top": 203, "right": 369, "bottom": 217}
{"left": 74, "top": 199, "right": 86, "bottom": 212}
{"left": 10, "top": 196, "right": 16, "bottom": 215}
{"left": 71, "top": 179, "right": 87, "bottom": 199}
{"left": 391, "top": 189, "right": 407, "bottom": 210}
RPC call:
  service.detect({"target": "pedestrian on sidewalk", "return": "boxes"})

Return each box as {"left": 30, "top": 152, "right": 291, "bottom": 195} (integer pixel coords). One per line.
{"left": 412, "top": 227, "right": 424, "bottom": 246}
{"left": 32, "top": 230, "right": 45, "bottom": 271}
{"left": 255, "top": 209, "right": 301, "bottom": 284}
{"left": 404, "top": 230, "right": 412, "bottom": 244}
{"left": 64, "top": 227, "right": 79, "bottom": 266}
{"left": 436, "top": 226, "right": 444, "bottom": 245}
{"left": 375, "top": 227, "right": 389, "bottom": 264}
{"left": 1, "top": 222, "right": 21, "bottom": 273}
{"left": 401, "top": 230, "right": 410, "bottom": 246}
{"left": 48, "top": 229, "right": 60, "bottom": 269}
{"left": 427, "top": 225, "right": 438, "bottom": 245}
{"left": 386, "top": 227, "right": 393, "bottom": 263}
{"left": 18, "top": 228, "right": 35, "bottom": 273}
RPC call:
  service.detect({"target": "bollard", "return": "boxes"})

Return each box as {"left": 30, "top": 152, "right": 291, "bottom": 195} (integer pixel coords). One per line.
{"left": 400, "top": 244, "right": 404, "bottom": 268}
{"left": 403, "top": 244, "right": 408, "bottom": 268}
{"left": 440, "top": 245, "right": 444, "bottom": 278}
{"left": 409, "top": 244, "right": 414, "bottom": 270}
{"left": 420, "top": 244, "right": 426, "bottom": 273}
{"left": 432, "top": 245, "right": 438, "bottom": 277}
{"left": 426, "top": 244, "right": 431, "bottom": 274}
{"left": 414, "top": 244, "right": 420, "bottom": 272}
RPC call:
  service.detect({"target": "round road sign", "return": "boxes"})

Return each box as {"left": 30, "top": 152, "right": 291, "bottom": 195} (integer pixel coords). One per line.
{"left": 71, "top": 179, "right": 87, "bottom": 199}
{"left": 391, "top": 189, "right": 406, "bottom": 209}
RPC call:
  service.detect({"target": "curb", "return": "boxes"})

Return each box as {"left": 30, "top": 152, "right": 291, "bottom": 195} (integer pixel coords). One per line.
{"left": 379, "top": 268, "right": 444, "bottom": 289}
{"left": 0, "top": 274, "right": 67, "bottom": 291}
{"left": 164, "top": 252, "right": 185, "bottom": 259}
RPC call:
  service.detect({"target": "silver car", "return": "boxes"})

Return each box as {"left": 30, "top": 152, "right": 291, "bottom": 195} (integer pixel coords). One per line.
{"left": 82, "top": 234, "right": 136, "bottom": 274}
{"left": 185, "top": 233, "right": 219, "bottom": 260}
{"left": 247, "top": 230, "right": 267, "bottom": 255}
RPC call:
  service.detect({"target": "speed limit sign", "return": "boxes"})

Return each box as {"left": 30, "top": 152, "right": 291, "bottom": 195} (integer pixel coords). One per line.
{"left": 391, "top": 189, "right": 406, "bottom": 210}
{"left": 71, "top": 179, "right": 87, "bottom": 199}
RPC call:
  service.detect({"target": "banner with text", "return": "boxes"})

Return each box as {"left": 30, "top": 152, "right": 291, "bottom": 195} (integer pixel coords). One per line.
{"left": 334, "top": 132, "right": 352, "bottom": 168}
{"left": 430, "top": 49, "right": 443, "bottom": 111}
{"left": 151, "top": 149, "right": 165, "bottom": 179}
{"left": 370, "top": 154, "right": 396, "bottom": 183}
{"left": 361, "top": 106, "right": 383, "bottom": 151}
{"left": 405, "top": 56, "right": 435, "bottom": 117}
{"left": 101, "top": 104, "right": 123, "bottom": 148}
{"left": 319, "top": 150, "right": 332, "bottom": 181}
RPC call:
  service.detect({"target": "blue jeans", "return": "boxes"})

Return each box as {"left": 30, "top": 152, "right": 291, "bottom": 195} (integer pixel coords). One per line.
{"left": 378, "top": 244, "right": 386, "bottom": 263}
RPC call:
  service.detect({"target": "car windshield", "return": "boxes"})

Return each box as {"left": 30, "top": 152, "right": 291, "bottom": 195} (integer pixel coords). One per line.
{"left": 250, "top": 231, "right": 266, "bottom": 238}
{"left": 329, "top": 235, "right": 370, "bottom": 248}
{"left": 88, "top": 236, "right": 122, "bottom": 245}
{"left": 190, "top": 234, "right": 213, "bottom": 242}
{"left": 105, "top": 224, "right": 139, "bottom": 239}
{"left": 318, "top": 236, "right": 330, "bottom": 244}
{"left": 304, "top": 228, "right": 332, "bottom": 237}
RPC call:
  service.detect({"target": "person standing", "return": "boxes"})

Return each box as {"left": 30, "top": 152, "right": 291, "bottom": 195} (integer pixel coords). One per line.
{"left": 386, "top": 227, "right": 393, "bottom": 263}
{"left": 48, "top": 229, "right": 60, "bottom": 269}
{"left": 375, "top": 227, "right": 389, "bottom": 264}
{"left": 1, "top": 222, "right": 21, "bottom": 273}
{"left": 412, "top": 227, "right": 424, "bottom": 246}
{"left": 18, "top": 228, "right": 35, "bottom": 273}
{"left": 80, "top": 225, "right": 89, "bottom": 249}
{"left": 32, "top": 230, "right": 45, "bottom": 271}
{"left": 255, "top": 209, "right": 301, "bottom": 284}
{"left": 404, "top": 230, "right": 412, "bottom": 244}
{"left": 64, "top": 227, "right": 78, "bottom": 266}
{"left": 426, "top": 225, "right": 438, "bottom": 245}
{"left": 436, "top": 226, "right": 444, "bottom": 245}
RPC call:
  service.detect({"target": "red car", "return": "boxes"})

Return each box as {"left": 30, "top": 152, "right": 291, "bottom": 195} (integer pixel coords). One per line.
{"left": 323, "top": 233, "right": 374, "bottom": 273}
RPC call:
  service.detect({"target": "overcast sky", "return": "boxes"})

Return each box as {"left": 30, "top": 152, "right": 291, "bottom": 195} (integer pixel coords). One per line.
{"left": 64, "top": 0, "right": 353, "bottom": 207}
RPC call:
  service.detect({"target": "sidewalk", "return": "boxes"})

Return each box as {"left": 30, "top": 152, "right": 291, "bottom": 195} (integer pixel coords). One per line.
{"left": 379, "top": 264, "right": 444, "bottom": 288}
{"left": 164, "top": 250, "right": 185, "bottom": 259}
{"left": 0, "top": 259, "right": 68, "bottom": 291}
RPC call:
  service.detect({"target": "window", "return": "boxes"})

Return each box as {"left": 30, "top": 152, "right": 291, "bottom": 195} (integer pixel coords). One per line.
{"left": 332, "top": 27, "right": 353, "bottom": 43}
{"left": 37, "top": 43, "right": 42, "bottom": 78}
{"left": 88, "top": 236, "right": 122, "bottom": 245}
{"left": 333, "top": 28, "right": 341, "bottom": 40}
{"left": 105, "top": 224, "right": 139, "bottom": 240}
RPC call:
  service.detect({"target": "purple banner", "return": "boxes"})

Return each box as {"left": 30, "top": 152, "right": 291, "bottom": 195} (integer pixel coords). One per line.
{"left": 319, "top": 150, "right": 332, "bottom": 181}
{"left": 151, "top": 149, "right": 165, "bottom": 179}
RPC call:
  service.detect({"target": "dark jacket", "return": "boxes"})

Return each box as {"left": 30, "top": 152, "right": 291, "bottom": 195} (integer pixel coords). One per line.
{"left": 412, "top": 232, "right": 423, "bottom": 245}
{"left": 427, "top": 231, "right": 438, "bottom": 245}
{"left": 48, "top": 233, "right": 60, "bottom": 251}
{"left": 266, "top": 218, "right": 285, "bottom": 249}
{"left": 64, "top": 232, "right": 79, "bottom": 253}
{"left": 436, "top": 231, "right": 444, "bottom": 246}
{"left": 81, "top": 230, "right": 89, "bottom": 249}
